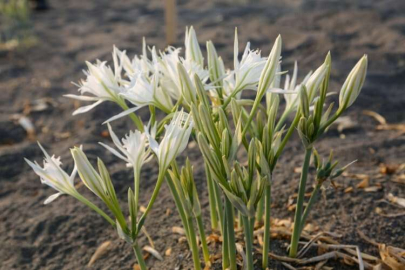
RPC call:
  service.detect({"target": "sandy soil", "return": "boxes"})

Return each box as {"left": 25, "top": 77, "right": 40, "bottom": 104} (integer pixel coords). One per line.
{"left": 0, "top": 0, "right": 405, "bottom": 269}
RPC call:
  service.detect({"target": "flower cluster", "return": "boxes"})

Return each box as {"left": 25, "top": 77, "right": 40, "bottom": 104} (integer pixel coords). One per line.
{"left": 25, "top": 27, "right": 367, "bottom": 270}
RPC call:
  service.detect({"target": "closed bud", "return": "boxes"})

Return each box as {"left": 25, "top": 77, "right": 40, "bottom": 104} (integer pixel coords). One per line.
{"left": 299, "top": 85, "right": 309, "bottom": 117}
{"left": 206, "top": 40, "right": 225, "bottom": 89}
{"left": 128, "top": 188, "right": 137, "bottom": 237}
{"left": 177, "top": 62, "right": 197, "bottom": 105}
{"left": 339, "top": 55, "right": 368, "bottom": 110}
{"left": 185, "top": 26, "right": 203, "bottom": 66}
{"left": 194, "top": 74, "right": 210, "bottom": 108}
{"left": 257, "top": 35, "right": 282, "bottom": 94}
{"left": 305, "top": 62, "right": 328, "bottom": 103}
{"left": 71, "top": 147, "right": 107, "bottom": 200}
{"left": 313, "top": 149, "right": 321, "bottom": 169}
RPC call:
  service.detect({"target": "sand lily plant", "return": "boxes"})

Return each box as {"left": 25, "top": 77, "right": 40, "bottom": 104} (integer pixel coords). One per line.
{"left": 25, "top": 26, "right": 367, "bottom": 269}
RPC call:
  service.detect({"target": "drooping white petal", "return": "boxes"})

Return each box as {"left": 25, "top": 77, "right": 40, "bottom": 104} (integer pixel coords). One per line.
{"left": 64, "top": 94, "right": 102, "bottom": 101}
{"left": 102, "top": 105, "right": 144, "bottom": 124}
{"left": 99, "top": 142, "right": 128, "bottom": 162}
{"left": 44, "top": 193, "right": 62, "bottom": 205}
{"left": 72, "top": 100, "right": 104, "bottom": 115}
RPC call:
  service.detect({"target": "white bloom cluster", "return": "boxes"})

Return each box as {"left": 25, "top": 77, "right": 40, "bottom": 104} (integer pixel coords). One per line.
{"left": 25, "top": 26, "right": 368, "bottom": 270}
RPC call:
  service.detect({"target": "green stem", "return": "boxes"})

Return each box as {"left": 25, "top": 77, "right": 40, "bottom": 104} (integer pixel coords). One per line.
{"left": 221, "top": 87, "right": 242, "bottom": 110}
{"left": 275, "top": 107, "right": 293, "bottom": 132}
{"left": 205, "top": 163, "right": 218, "bottom": 231}
{"left": 137, "top": 171, "right": 165, "bottom": 233}
{"left": 241, "top": 93, "right": 265, "bottom": 138}
{"left": 134, "top": 169, "right": 140, "bottom": 211}
{"left": 149, "top": 105, "right": 156, "bottom": 126}
{"left": 74, "top": 193, "right": 115, "bottom": 227}
{"left": 187, "top": 217, "right": 202, "bottom": 270}
{"left": 299, "top": 183, "right": 321, "bottom": 236}
{"left": 262, "top": 182, "right": 271, "bottom": 269}
{"left": 222, "top": 206, "right": 230, "bottom": 270}
{"left": 165, "top": 174, "right": 191, "bottom": 241}
{"left": 213, "top": 181, "right": 224, "bottom": 234}
{"left": 117, "top": 100, "right": 144, "bottom": 132}
{"left": 256, "top": 194, "right": 264, "bottom": 223}
{"left": 133, "top": 243, "right": 147, "bottom": 270}
{"left": 238, "top": 211, "right": 243, "bottom": 230}
{"left": 225, "top": 197, "right": 237, "bottom": 270}
{"left": 242, "top": 216, "right": 254, "bottom": 270}
{"left": 196, "top": 215, "right": 210, "bottom": 264}
{"left": 249, "top": 216, "right": 255, "bottom": 246}
{"left": 272, "top": 112, "right": 301, "bottom": 170}
{"left": 317, "top": 110, "right": 342, "bottom": 138}
{"left": 289, "top": 147, "right": 313, "bottom": 258}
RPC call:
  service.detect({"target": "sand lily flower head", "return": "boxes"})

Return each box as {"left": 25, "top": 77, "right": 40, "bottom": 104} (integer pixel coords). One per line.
{"left": 113, "top": 42, "right": 152, "bottom": 79}
{"left": 158, "top": 33, "right": 209, "bottom": 104}
{"left": 100, "top": 124, "right": 151, "bottom": 171}
{"left": 120, "top": 74, "right": 173, "bottom": 113}
{"left": 223, "top": 29, "right": 267, "bottom": 98}
{"left": 147, "top": 110, "right": 193, "bottom": 170}
{"left": 25, "top": 143, "right": 77, "bottom": 204}
{"left": 66, "top": 60, "right": 123, "bottom": 115}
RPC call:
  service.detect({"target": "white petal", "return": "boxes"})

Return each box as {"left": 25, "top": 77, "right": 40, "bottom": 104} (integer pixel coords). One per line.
{"left": 99, "top": 142, "right": 128, "bottom": 162}
{"left": 68, "top": 163, "right": 78, "bottom": 187}
{"left": 64, "top": 94, "right": 101, "bottom": 101}
{"left": 106, "top": 124, "right": 127, "bottom": 154}
{"left": 72, "top": 100, "right": 104, "bottom": 115}
{"left": 44, "top": 192, "right": 62, "bottom": 204}
{"left": 102, "top": 105, "right": 144, "bottom": 124}
{"left": 37, "top": 142, "right": 52, "bottom": 161}
{"left": 147, "top": 134, "right": 159, "bottom": 156}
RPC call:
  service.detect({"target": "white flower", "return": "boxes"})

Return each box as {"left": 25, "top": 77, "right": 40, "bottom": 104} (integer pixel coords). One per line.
{"left": 147, "top": 110, "right": 193, "bottom": 170}
{"left": 113, "top": 41, "right": 152, "bottom": 79}
{"left": 66, "top": 60, "right": 123, "bottom": 115}
{"left": 159, "top": 46, "right": 209, "bottom": 103}
{"left": 25, "top": 143, "right": 77, "bottom": 204}
{"left": 159, "top": 47, "right": 183, "bottom": 100}
{"left": 120, "top": 74, "right": 173, "bottom": 112}
{"left": 339, "top": 55, "right": 368, "bottom": 109}
{"left": 223, "top": 30, "right": 267, "bottom": 98}
{"left": 100, "top": 124, "right": 151, "bottom": 172}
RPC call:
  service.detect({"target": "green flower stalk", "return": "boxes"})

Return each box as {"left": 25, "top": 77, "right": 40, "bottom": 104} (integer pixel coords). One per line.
{"left": 167, "top": 160, "right": 210, "bottom": 268}
{"left": 137, "top": 110, "right": 193, "bottom": 232}
{"left": 289, "top": 55, "right": 367, "bottom": 258}
{"left": 298, "top": 150, "right": 356, "bottom": 236}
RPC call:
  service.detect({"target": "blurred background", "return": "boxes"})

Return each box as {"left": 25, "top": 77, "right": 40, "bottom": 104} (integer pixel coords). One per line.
{"left": 0, "top": 0, "right": 404, "bottom": 269}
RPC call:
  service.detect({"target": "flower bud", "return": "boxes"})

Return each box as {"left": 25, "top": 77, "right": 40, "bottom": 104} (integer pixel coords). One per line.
{"left": 299, "top": 85, "right": 309, "bottom": 117}
{"left": 339, "top": 55, "right": 368, "bottom": 110}
{"left": 185, "top": 26, "right": 203, "bottom": 66}
{"left": 71, "top": 147, "right": 107, "bottom": 199}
